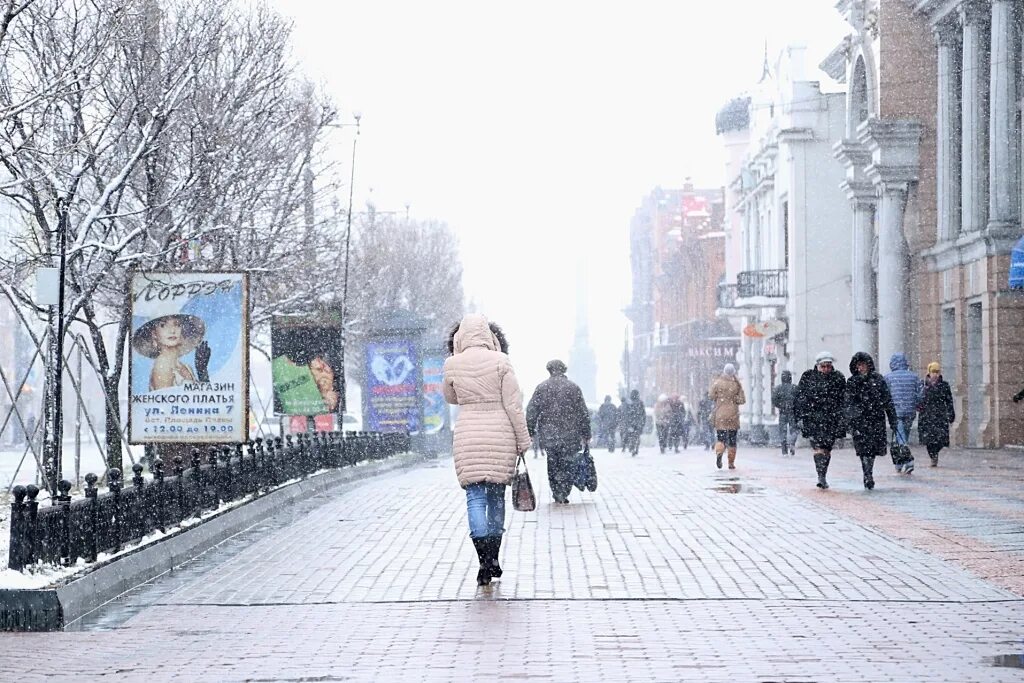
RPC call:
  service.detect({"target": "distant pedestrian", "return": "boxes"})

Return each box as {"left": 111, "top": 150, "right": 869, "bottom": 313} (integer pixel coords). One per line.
{"left": 597, "top": 395, "right": 619, "bottom": 452}
{"left": 918, "top": 362, "right": 955, "bottom": 467}
{"left": 697, "top": 393, "right": 715, "bottom": 450}
{"left": 24, "top": 414, "right": 37, "bottom": 447}
{"left": 526, "top": 360, "right": 591, "bottom": 505}
{"left": 443, "top": 314, "right": 531, "bottom": 587}
{"left": 654, "top": 393, "right": 672, "bottom": 453}
{"left": 1014, "top": 385, "right": 1024, "bottom": 403}
{"left": 623, "top": 389, "right": 646, "bottom": 456}
{"left": 617, "top": 396, "right": 630, "bottom": 453}
{"left": 668, "top": 395, "right": 689, "bottom": 451}
{"left": 885, "top": 352, "right": 922, "bottom": 474}
{"left": 794, "top": 351, "right": 846, "bottom": 489}
{"left": 771, "top": 370, "right": 798, "bottom": 456}
{"left": 709, "top": 363, "right": 746, "bottom": 470}
{"left": 845, "top": 352, "right": 897, "bottom": 490}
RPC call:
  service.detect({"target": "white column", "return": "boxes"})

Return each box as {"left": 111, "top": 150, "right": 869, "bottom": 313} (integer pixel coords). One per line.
{"left": 739, "top": 327, "right": 753, "bottom": 426}
{"left": 851, "top": 196, "right": 877, "bottom": 356}
{"left": 876, "top": 184, "right": 909, "bottom": 363}
{"left": 961, "top": 0, "right": 990, "bottom": 233}
{"left": 988, "top": 0, "right": 1020, "bottom": 234}
{"left": 936, "top": 19, "right": 962, "bottom": 241}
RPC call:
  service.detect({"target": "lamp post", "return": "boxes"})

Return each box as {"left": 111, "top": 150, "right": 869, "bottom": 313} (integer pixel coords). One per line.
{"left": 334, "top": 112, "right": 361, "bottom": 418}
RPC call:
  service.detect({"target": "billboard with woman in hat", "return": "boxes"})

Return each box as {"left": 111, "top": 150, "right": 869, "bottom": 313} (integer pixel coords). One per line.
{"left": 129, "top": 272, "right": 249, "bottom": 444}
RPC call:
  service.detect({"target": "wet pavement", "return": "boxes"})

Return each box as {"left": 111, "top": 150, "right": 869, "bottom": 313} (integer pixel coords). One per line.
{"left": 1, "top": 443, "right": 1023, "bottom": 682}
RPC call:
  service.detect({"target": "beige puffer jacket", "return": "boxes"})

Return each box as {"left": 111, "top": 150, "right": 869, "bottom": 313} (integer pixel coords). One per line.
{"left": 443, "top": 314, "right": 532, "bottom": 487}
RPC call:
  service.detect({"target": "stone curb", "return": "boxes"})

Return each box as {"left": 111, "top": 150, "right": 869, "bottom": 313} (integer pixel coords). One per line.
{"left": 0, "top": 451, "right": 432, "bottom": 631}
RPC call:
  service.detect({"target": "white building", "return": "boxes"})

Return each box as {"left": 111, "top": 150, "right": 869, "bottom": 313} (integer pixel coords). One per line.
{"left": 716, "top": 46, "right": 853, "bottom": 440}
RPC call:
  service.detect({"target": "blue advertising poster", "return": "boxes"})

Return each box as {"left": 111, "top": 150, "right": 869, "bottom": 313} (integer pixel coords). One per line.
{"left": 365, "top": 340, "right": 420, "bottom": 432}
{"left": 421, "top": 356, "right": 446, "bottom": 435}
{"left": 129, "top": 272, "right": 249, "bottom": 444}
{"left": 1010, "top": 236, "right": 1024, "bottom": 290}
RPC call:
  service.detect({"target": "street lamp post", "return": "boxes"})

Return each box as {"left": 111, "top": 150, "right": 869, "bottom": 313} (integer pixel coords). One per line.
{"left": 336, "top": 113, "right": 361, "bottom": 418}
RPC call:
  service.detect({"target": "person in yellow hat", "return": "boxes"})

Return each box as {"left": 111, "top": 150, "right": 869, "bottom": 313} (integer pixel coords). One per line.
{"left": 918, "top": 361, "right": 955, "bottom": 466}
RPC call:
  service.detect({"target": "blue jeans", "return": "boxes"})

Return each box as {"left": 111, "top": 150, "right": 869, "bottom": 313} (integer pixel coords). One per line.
{"left": 465, "top": 483, "right": 506, "bottom": 539}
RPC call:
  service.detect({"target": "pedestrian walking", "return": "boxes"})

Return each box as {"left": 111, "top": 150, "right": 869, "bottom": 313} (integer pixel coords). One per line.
{"left": 918, "top": 362, "right": 955, "bottom": 467}
{"left": 697, "top": 393, "right": 715, "bottom": 450}
{"left": 794, "top": 351, "right": 846, "bottom": 489}
{"left": 597, "top": 395, "right": 619, "bottom": 452}
{"left": 845, "top": 352, "right": 898, "bottom": 490}
{"left": 526, "top": 360, "right": 592, "bottom": 504}
{"left": 668, "top": 395, "right": 689, "bottom": 451}
{"left": 709, "top": 363, "right": 746, "bottom": 470}
{"left": 654, "top": 393, "right": 672, "bottom": 453}
{"left": 771, "top": 370, "right": 798, "bottom": 456}
{"left": 623, "top": 389, "right": 646, "bottom": 456}
{"left": 442, "top": 314, "right": 532, "bottom": 587}
{"left": 617, "top": 395, "right": 630, "bottom": 453}
{"left": 885, "top": 352, "right": 922, "bottom": 474}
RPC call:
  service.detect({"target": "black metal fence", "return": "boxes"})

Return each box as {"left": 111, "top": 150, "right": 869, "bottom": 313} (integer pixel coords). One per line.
{"left": 7, "top": 431, "right": 409, "bottom": 572}
{"left": 736, "top": 269, "right": 788, "bottom": 299}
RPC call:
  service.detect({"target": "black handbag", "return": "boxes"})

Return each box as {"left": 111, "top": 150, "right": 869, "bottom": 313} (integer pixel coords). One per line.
{"left": 511, "top": 454, "right": 536, "bottom": 511}
{"left": 573, "top": 444, "right": 598, "bottom": 492}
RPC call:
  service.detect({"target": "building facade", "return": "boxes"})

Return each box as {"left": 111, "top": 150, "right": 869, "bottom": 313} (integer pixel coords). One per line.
{"left": 825, "top": 0, "right": 1023, "bottom": 447}
{"left": 717, "top": 45, "right": 854, "bottom": 440}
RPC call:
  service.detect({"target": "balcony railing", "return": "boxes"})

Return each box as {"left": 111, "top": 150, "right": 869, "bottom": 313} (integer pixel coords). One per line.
{"left": 736, "top": 269, "right": 788, "bottom": 299}
{"left": 717, "top": 283, "right": 738, "bottom": 309}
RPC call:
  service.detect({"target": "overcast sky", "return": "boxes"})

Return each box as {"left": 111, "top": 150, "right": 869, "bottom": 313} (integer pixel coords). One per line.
{"left": 272, "top": 0, "right": 849, "bottom": 400}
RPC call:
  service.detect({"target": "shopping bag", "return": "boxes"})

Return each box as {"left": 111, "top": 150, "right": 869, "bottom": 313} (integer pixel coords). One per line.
{"left": 890, "top": 428, "right": 910, "bottom": 467}
{"left": 574, "top": 444, "right": 598, "bottom": 492}
{"left": 511, "top": 454, "right": 536, "bottom": 511}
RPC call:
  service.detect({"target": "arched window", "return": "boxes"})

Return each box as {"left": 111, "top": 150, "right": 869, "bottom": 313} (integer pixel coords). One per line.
{"left": 852, "top": 57, "right": 870, "bottom": 124}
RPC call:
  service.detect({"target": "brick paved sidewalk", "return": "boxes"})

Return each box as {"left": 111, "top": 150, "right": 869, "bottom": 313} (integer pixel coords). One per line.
{"left": 1, "top": 446, "right": 1022, "bottom": 682}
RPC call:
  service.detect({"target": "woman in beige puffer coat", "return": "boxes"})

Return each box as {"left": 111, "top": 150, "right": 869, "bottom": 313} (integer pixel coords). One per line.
{"left": 443, "top": 314, "right": 531, "bottom": 586}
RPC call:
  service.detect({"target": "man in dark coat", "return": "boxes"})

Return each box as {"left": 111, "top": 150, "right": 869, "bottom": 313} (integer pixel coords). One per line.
{"left": 668, "top": 396, "right": 688, "bottom": 451}
{"left": 597, "top": 395, "right": 619, "bottom": 452}
{"left": 616, "top": 396, "right": 630, "bottom": 452}
{"left": 919, "top": 362, "right": 955, "bottom": 466}
{"left": 526, "top": 360, "right": 591, "bottom": 504}
{"left": 771, "top": 370, "right": 798, "bottom": 456}
{"left": 794, "top": 351, "right": 846, "bottom": 489}
{"left": 846, "top": 352, "right": 898, "bottom": 490}
{"left": 624, "top": 389, "right": 646, "bottom": 456}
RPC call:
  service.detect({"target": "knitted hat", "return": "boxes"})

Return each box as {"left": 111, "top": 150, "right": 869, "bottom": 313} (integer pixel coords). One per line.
{"left": 927, "top": 362, "right": 941, "bottom": 374}
{"left": 723, "top": 363, "right": 736, "bottom": 377}
{"left": 814, "top": 351, "right": 835, "bottom": 366}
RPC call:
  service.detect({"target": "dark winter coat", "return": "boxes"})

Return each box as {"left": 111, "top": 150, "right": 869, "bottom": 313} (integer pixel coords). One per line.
{"left": 669, "top": 400, "right": 687, "bottom": 433}
{"left": 845, "top": 352, "right": 898, "bottom": 456}
{"left": 597, "top": 400, "right": 618, "bottom": 431}
{"left": 697, "top": 397, "right": 714, "bottom": 427}
{"left": 794, "top": 366, "right": 847, "bottom": 442}
{"left": 918, "top": 377, "right": 955, "bottom": 447}
{"left": 624, "top": 398, "right": 647, "bottom": 433}
{"left": 526, "top": 374, "right": 591, "bottom": 451}
{"left": 771, "top": 371, "right": 797, "bottom": 419}
{"left": 885, "top": 353, "right": 922, "bottom": 418}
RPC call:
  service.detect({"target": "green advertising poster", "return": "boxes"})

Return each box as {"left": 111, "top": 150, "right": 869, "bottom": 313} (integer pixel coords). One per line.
{"left": 271, "top": 312, "right": 343, "bottom": 416}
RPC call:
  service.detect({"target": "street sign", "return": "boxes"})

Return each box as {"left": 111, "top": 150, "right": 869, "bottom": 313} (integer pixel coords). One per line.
{"left": 742, "top": 319, "right": 787, "bottom": 338}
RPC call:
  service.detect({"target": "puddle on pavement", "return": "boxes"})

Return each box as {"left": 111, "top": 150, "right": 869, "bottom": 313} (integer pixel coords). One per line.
{"left": 991, "top": 654, "right": 1024, "bottom": 669}
{"left": 708, "top": 480, "right": 765, "bottom": 495}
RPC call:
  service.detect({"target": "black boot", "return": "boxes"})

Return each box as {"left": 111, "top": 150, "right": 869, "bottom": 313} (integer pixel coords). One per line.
{"left": 860, "top": 455, "right": 875, "bottom": 490}
{"left": 486, "top": 536, "right": 503, "bottom": 578}
{"left": 813, "top": 453, "right": 830, "bottom": 489}
{"left": 472, "top": 537, "right": 491, "bottom": 586}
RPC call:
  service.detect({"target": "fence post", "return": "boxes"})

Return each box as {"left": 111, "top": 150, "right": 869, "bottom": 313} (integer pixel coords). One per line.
{"left": 56, "top": 479, "right": 72, "bottom": 565}
{"left": 220, "top": 446, "right": 232, "bottom": 502}
{"left": 84, "top": 473, "right": 98, "bottom": 562}
{"left": 151, "top": 459, "right": 165, "bottom": 533}
{"left": 8, "top": 486, "right": 26, "bottom": 571}
{"left": 24, "top": 484, "right": 39, "bottom": 567}
{"left": 190, "top": 448, "right": 202, "bottom": 518}
{"left": 253, "top": 438, "right": 264, "bottom": 495}
{"left": 130, "top": 464, "right": 144, "bottom": 543}
{"left": 173, "top": 455, "right": 185, "bottom": 526}
{"left": 207, "top": 447, "right": 220, "bottom": 509}
{"left": 107, "top": 467, "right": 123, "bottom": 553}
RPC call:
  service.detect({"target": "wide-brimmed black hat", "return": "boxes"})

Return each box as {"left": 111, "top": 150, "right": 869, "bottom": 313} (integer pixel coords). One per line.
{"left": 132, "top": 314, "right": 205, "bottom": 358}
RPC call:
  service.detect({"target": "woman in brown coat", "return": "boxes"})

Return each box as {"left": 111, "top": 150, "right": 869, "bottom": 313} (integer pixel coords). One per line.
{"left": 443, "top": 314, "right": 532, "bottom": 586}
{"left": 708, "top": 363, "right": 746, "bottom": 469}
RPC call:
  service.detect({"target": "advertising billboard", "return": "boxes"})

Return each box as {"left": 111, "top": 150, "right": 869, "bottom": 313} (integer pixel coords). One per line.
{"left": 365, "top": 339, "right": 420, "bottom": 432}
{"left": 129, "top": 272, "right": 249, "bottom": 444}
{"left": 271, "top": 312, "right": 343, "bottom": 416}
{"left": 421, "top": 355, "right": 446, "bottom": 435}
